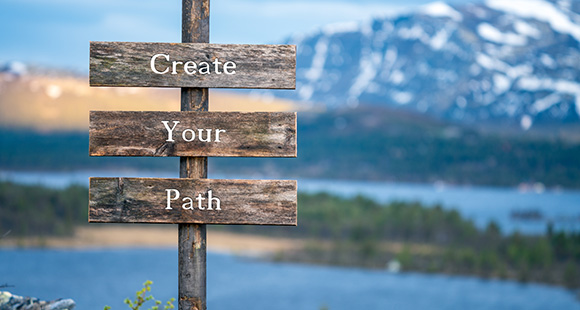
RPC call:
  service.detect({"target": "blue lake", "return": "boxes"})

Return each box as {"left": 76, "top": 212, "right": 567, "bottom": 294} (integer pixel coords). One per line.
{"left": 1, "top": 249, "right": 579, "bottom": 310}
{"left": 2, "top": 170, "right": 580, "bottom": 234}
{"left": 2, "top": 171, "right": 580, "bottom": 308}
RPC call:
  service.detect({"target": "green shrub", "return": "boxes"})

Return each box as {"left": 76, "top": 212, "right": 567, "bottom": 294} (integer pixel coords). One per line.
{"left": 104, "top": 280, "right": 175, "bottom": 310}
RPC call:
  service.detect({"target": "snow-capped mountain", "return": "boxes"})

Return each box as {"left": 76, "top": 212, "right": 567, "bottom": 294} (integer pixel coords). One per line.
{"left": 282, "top": 0, "right": 580, "bottom": 129}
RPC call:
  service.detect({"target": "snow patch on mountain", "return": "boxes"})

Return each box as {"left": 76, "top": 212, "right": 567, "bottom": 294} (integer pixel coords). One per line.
{"left": 305, "top": 37, "right": 329, "bottom": 82}
{"left": 477, "top": 23, "right": 528, "bottom": 46}
{"left": 392, "top": 91, "right": 414, "bottom": 105}
{"left": 492, "top": 74, "right": 511, "bottom": 95}
{"left": 486, "top": 0, "right": 580, "bottom": 42}
{"left": 430, "top": 28, "right": 451, "bottom": 50}
{"left": 322, "top": 21, "right": 360, "bottom": 36}
{"left": 420, "top": 2, "right": 463, "bottom": 22}
{"left": 533, "top": 93, "right": 562, "bottom": 113}
{"left": 514, "top": 21, "right": 542, "bottom": 39}
{"left": 349, "top": 52, "right": 381, "bottom": 99}
{"left": 475, "top": 53, "right": 533, "bottom": 79}
{"left": 518, "top": 77, "right": 580, "bottom": 115}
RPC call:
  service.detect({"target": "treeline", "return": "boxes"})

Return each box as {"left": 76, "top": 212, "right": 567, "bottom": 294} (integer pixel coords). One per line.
{"left": 0, "top": 129, "right": 176, "bottom": 171}
{"left": 4, "top": 105, "right": 580, "bottom": 188}
{"left": 0, "top": 181, "right": 87, "bottom": 237}
{"left": 220, "top": 192, "right": 580, "bottom": 288}
{"left": 214, "top": 106, "right": 580, "bottom": 188}
{"left": 1, "top": 181, "right": 579, "bottom": 288}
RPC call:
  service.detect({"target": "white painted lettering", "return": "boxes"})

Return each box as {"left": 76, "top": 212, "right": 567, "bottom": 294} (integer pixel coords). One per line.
{"left": 165, "top": 189, "right": 221, "bottom": 211}
{"left": 196, "top": 193, "right": 206, "bottom": 210}
{"left": 208, "top": 190, "right": 221, "bottom": 210}
{"left": 172, "top": 61, "right": 183, "bottom": 75}
{"left": 213, "top": 59, "right": 223, "bottom": 74}
{"left": 183, "top": 61, "right": 197, "bottom": 75}
{"left": 198, "top": 129, "right": 212, "bottom": 142}
{"left": 224, "top": 61, "right": 236, "bottom": 75}
{"left": 182, "top": 197, "right": 194, "bottom": 210}
{"left": 151, "top": 54, "right": 170, "bottom": 75}
{"left": 182, "top": 129, "right": 196, "bottom": 142}
{"left": 215, "top": 129, "right": 226, "bottom": 142}
{"left": 150, "top": 55, "right": 236, "bottom": 76}
{"left": 161, "top": 121, "right": 180, "bottom": 142}
{"left": 162, "top": 121, "right": 225, "bottom": 143}
{"left": 166, "top": 189, "right": 180, "bottom": 209}
{"left": 198, "top": 62, "right": 210, "bottom": 74}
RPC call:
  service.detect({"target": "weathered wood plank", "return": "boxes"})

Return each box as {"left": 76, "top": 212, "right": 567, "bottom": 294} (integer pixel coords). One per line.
{"left": 179, "top": 2, "right": 210, "bottom": 309}
{"left": 89, "top": 178, "right": 297, "bottom": 225}
{"left": 89, "top": 42, "right": 296, "bottom": 89}
{"left": 89, "top": 111, "right": 297, "bottom": 157}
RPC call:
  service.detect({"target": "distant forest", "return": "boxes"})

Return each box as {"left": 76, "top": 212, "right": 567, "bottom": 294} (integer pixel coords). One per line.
{"left": 1, "top": 181, "right": 579, "bottom": 288}
{"left": 3, "top": 106, "right": 580, "bottom": 188}
{"left": 0, "top": 181, "right": 86, "bottom": 237}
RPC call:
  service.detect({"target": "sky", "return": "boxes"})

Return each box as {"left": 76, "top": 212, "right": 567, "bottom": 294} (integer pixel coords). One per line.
{"left": 0, "top": 0, "right": 481, "bottom": 72}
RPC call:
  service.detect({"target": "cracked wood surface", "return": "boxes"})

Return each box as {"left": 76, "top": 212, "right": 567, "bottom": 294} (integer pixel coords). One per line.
{"left": 89, "top": 178, "right": 297, "bottom": 225}
{"left": 90, "top": 42, "right": 296, "bottom": 89}
{"left": 89, "top": 111, "right": 297, "bottom": 157}
{"left": 179, "top": 2, "right": 210, "bottom": 309}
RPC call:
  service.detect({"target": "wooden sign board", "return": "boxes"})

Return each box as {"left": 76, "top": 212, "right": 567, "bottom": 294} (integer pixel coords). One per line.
{"left": 89, "top": 111, "right": 297, "bottom": 157}
{"left": 89, "top": 178, "right": 297, "bottom": 225}
{"left": 90, "top": 42, "right": 296, "bottom": 89}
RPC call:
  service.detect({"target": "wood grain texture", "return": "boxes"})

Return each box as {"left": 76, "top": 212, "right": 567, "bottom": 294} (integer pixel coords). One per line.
{"left": 90, "top": 42, "right": 295, "bottom": 89}
{"left": 89, "top": 178, "right": 297, "bottom": 225}
{"left": 89, "top": 111, "right": 297, "bottom": 157}
{"left": 179, "top": 2, "right": 209, "bottom": 310}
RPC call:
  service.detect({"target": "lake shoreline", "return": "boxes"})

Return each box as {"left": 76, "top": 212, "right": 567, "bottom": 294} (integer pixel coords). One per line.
{"left": 3, "top": 171, "right": 580, "bottom": 235}
{"left": 0, "top": 225, "right": 302, "bottom": 257}
{"left": 2, "top": 225, "right": 580, "bottom": 299}
{"left": 1, "top": 182, "right": 579, "bottom": 293}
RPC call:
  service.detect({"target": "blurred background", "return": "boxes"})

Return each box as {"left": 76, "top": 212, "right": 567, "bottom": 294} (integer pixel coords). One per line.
{"left": 1, "top": 0, "right": 580, "bottom": 309}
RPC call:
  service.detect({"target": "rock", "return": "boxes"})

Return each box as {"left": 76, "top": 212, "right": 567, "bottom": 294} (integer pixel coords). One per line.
{"left": 0, "top": 62, "right": 27, "bottom": 77}
{"left": 0, "top": 291, "right": 75, "bottom": 310}
{"left": 386, "top": 259, "right": 402, "bottom": 273}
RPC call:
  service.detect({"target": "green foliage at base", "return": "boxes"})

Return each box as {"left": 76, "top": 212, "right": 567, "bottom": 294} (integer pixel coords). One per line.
{"left": 104, "top": 280, "right": 175, "bottom": 310}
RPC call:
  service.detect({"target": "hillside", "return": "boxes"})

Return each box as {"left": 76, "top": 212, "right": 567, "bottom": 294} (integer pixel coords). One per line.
{"left": 2, "top": 181, "right": 579, "bottom": 288}
{"left": 272, "top": 0, "right": 580, "bottom": 130}
{"left": 213, "top": 106, "right": 580, "bottom": 188}
{"left": 3, "top": 104, "right": 580, "bottom": 188}
{"left": 0, "top": 71, "right": 297, "bottom": 132}
{"left": 2, "top": 59, "right": 580, "bottom": 188}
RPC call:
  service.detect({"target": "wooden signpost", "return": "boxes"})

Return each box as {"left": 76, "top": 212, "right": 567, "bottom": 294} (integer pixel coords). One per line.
{"left": 89, "top": 111, "right": 297, "bottom": 157}
{"left": 90, "top": 42, "right": 296, "bottom": 89}
{"left": 88, "top": 1, "right": 297, "bottom": 309}
{"left": 89, "top": 178, "right": 297, "bottom": 225}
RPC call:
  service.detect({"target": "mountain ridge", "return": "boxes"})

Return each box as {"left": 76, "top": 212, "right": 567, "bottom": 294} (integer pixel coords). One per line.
{"left": 276, "top": 0, "right": 580, "bottom": 130}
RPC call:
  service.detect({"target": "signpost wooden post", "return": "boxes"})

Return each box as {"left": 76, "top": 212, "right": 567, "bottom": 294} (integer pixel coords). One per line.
{"left": 88, "top": 0, "right": 297, "bottom": 309}
{"left": 179, "top": 3, "right": 210, "bottom": 308}
{"left": 89, "top": 111, "right": 297, "bottom": 157}
{"left": 90, "top": 42, "right": 295, "bottom": 89}
{"left": 89, "top": 178, "right": 297, "bottom": 225}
